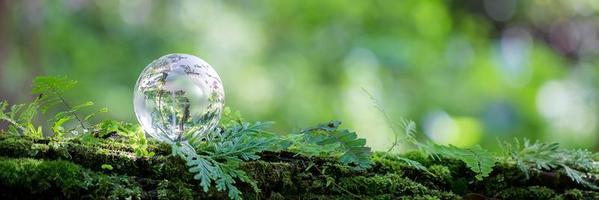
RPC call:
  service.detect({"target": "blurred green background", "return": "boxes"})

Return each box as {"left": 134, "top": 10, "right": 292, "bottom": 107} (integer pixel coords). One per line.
{"left": 1, "top": 0, "right": 598, "bottom": 150}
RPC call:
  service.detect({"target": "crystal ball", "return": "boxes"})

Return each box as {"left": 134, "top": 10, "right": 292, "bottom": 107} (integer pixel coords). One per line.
{"left": 133, "top": 53, "right": 224, "bottom": 142}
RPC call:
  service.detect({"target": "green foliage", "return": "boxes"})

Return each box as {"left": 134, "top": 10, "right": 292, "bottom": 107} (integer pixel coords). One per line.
{"left": 157, "top": 180, "right": 194, "bottom": 200}
{"left": 101, "top": 164, "right": 113, "bottom": 170}
{"left": 1, "top": 76, "right": 109, "bottom": 142}
{"left": 392, "top": 117, "right": 496, "bottom": 180}
{"left": 2, "top": 135, "right": 599, "bottom": 199}
{"left": 172, "top": 120, "right": 273, "bottom": 200}
{"left": 4, "top": 75, "right": 598, "bottom": 199}
{"left": 367, "top": 91, "right": 496, "bottom": 180}
{"left": 396, "top": 156, "right": 430, "bottom": 173}
{"left": 382, "top": 116, "right": 496, "bottom": 180}
{"left": 172, "top": 110, "right": 373, "bottom": 199}
{"left": 0, "top": 157, "right": 87, "bottom": 197}
{"left": 5, "top": 77, "right": 373, "bottom": 199}
{"left": 428, "top": 144, "right": 496, "bottom": 180}
{"left": 95, "top": 120, "right": 155, "bottom": 157}
{"left": 363, "top": 89, "right": 416, "bottom": 153}
{"left": 499, "top": 138, "right": 599, "bottom": 189}
{"left": 32, "top": 76, "right": 107, "bottom": 137}
{"left": 365, "top": 89, "right": 433, "bottom": 173}
{"left": 93, "top": 174, "right": 142, "bottom": 200}
{"left": 289, "top": 120, "right": 372, "bottom": 169}
{"left": 32, "top": 76, "right": 77, "bottom": 114}
{"left": 0, "top": 101, "right": 43, "bottom": 138}
{"left": 173, "top": 145, "right": 255, "bottom": 200}
{"left": 366, "top": 91, "right": 496, "bottom": 180}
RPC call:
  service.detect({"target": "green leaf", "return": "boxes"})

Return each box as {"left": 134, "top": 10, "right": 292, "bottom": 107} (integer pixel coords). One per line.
{"left": 31, "top": 75, "right": 106, "bottom": 136}
{"left": 0, "top": 101, "right": 41, "bottom": 138}
{"left": 85, "top": 107, "right": 108, "bottom": 121}
{"left": 101, "top": 164, "right": 113, "bottom": 170}
{"left": 96, "top": 119, "right": 121, "bottom": 134}
{"left": 499, "top": 139, "right": 599, "bottom": 189}
{"left": 52, "top": 115, "right": 74, "bottom": 138}
{"left": 32, "top": 75, "right": 77, "bottom": 94}
{"left": 187, "top": 156, "right": 215, "bottom": 192}
{"left": 563, "top": 165, "right": 599, "bottom": 190}
{"left": 290, "top": 121, "right": 372, "bottom": 169}
{"left": 431, "top": 144, "right": 495, "bottom": 180}
{"left": 396, "top": 156, "right": 430, "bottom": 173}
{"left": 73, "top": 101, "right": 94, "bottom": 110}
{"left": 32, "top": 76, "right": 77, "bottom": 114}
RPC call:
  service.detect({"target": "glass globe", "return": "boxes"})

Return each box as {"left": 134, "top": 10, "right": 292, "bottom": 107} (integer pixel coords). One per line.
{"left": 133, "top": 53, "right": 224, "bottom": 143}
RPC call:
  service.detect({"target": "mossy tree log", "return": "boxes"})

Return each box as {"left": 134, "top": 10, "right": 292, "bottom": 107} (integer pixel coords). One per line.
{"left": 0, "top": 135, "right": 597, "bottom": 200}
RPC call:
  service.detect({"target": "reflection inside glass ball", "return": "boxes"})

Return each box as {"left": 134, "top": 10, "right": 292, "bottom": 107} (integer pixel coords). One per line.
{"left": 133, "top": 54, "right": 224, "bottom": 142}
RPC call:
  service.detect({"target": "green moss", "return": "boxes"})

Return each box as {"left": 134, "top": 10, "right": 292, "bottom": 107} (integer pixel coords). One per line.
{"left": 0, "top": 137, "right": 35, "bottom": 157}
{"left": 92, "top": 175, "right": 142, "bottom": 200}
{"left": 372, "top": 151, "right": 431, "bottom": 173}
{"left": 0, "top": 157, "right": 142, "bottom": 199}
{"left": 400, "top": 151, "right": 433, "bottom": 166}
{"left": 242, "top": 160, "right": 295, "bottom": 192}
{"left": 429, "top": 165, "right": 452, "bottom": 182}
{"left": 151, "top": 155, "right": 191, "bottom": 181}
{"left": 336, "top": 173, "right": 457, "bottom": 199}
{"left": 157, "top": 180, "right": 194, "bottom": 200}
{"left": 466, "top": 162, "right": 529, "bottom": 196}
{"left": 0, "top": 157, "right": 87, "bottom": 197}
{"left": 496, "top": 186, "right": 556, "bottom": 199}
{"left": 562, "top": 189, "right": 585, "bottom": 200}
{"left": 267, "top": 192, "right": 285, "bottom": 200}
{"left": 1, "top": 135, "right": 599, "bottom": 199}
{"left": 560, "top": 189, "right": 599, "bottom": 200}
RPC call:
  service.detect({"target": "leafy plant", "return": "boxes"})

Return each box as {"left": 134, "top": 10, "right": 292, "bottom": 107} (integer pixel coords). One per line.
{"left": 499, "top": 138, "right": 599, "bottom": 189}
{"left": 95, "top": 120, "right": 155, "bottom": 157}
{"left": 172, "top": 120, "right": 272, "bottom": 200}
{"left": 7, "top": 75, "right": 598, "bottom": 199}
{"left": 0, "top": 100, "right": 43, "bottom": 138}
{"left": 2, "top": 76, "right": 374, "bottom": 199}
{"left": 32, "top": 75, "right": 77, "bottom": 114}
{"left": 32, "top": 76, "right": 107, "bottom": 137}
{"left": 101, "top": 164, "right": 113, "bottom": 171}
{"left": 363, "top": 89, "right": 432, "bottom": 171}
{"left": 171, "top": 108, "right": 374, "bottom": 199}
{"left": 428, "top": 144, "right": 496, "bottom": 180}
{"left": 289, "top": 120, "right": 372, "bottom": 169}
{"left": 364, "top": 89, "right": 496, "bottom": 180}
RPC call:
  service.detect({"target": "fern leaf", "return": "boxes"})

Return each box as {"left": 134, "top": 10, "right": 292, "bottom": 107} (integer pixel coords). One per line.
{"left": 291, "top": 122, "right": 372, "bottom": 169}
{"left": 396, "top": 156, "right": 429, "bottom": 172}
{"left": 52, "top": 115, "right": 74, "bottom": 138}
{"left": 186, "top": 156, "right": 214, "bottom": 192}
{"left": 500, "top": 138, "right": 599, "bottom": 189}
{"left": 32, "top": 76, "right": 77, "bottom": 113}
{"left": 84, "top": 107, "right": 108, "bottom": 121}
{"left": 336, "top": 130, "right": 372, "bottom": 169}
{"left": 563, "top": 165, "right": 599, "bottom": 190}
{"left": 0, "top": 101, "right": 40, "bottom": 137}
{"left": 432, "top": 144, "right": 496, "bottom": 180}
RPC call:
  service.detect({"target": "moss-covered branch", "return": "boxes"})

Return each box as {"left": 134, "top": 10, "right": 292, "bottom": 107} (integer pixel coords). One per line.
{"left": 0, "top": 135, "right": 598, "bottom": 200}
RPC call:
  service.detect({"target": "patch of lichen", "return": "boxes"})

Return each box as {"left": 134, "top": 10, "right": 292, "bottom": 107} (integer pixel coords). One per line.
{"left": 1, "top": 135, "right": 599, "bottom": 199}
